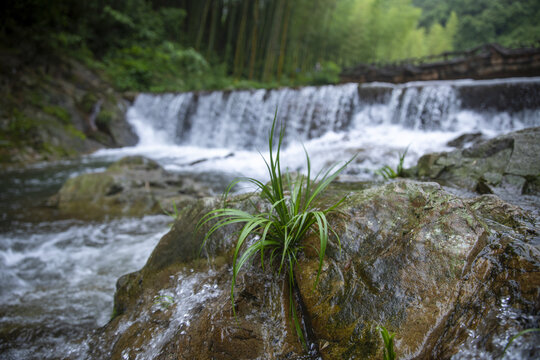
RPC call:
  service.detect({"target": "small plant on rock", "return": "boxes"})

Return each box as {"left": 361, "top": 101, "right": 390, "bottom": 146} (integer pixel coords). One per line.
{"left": 377, "top": 325, "right": 397, "bottom": 360}
{"left": 161, "top": 200, "right": 180, "bottom": 227}
{"left": 197, "top": 114, "right": 354, "bottom": 346}
{"left": 376, "top": 146, "right": 409, "bottom": 180}
{"left": 153, "top": 294, "right": 175, "bottom": 310}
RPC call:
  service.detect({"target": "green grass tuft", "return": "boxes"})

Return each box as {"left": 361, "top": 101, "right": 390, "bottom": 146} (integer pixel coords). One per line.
{"left": 161, "top": 200, "right": 180, "bottom": 228}
{"left": 376, "top": 146, "right": 409, "bottom": 180}
{"left": 377, "top": 325, "right": 397, "bottom": 360}
{"left": 197, "top": 112, "right": 355, "bottom": 347}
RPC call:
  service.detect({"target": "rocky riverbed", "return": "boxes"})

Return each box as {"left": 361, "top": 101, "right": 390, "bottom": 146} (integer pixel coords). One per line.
{"left": 60, "top": 127, "right": 540, "bottom": 359}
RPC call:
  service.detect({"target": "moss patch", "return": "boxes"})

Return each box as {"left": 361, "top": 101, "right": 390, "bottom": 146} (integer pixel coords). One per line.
{"left": 42, "top": 105, "right": 71, "bottom": 124}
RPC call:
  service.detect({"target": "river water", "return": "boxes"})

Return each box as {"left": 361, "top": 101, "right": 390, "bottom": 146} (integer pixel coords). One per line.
{"left": 1, "top": 78, "right": 539, "bottom": 359}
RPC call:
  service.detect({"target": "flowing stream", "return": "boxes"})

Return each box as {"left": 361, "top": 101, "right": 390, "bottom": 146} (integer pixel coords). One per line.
{"left": 1, "top": 77, "right": 539, "bottom": 359}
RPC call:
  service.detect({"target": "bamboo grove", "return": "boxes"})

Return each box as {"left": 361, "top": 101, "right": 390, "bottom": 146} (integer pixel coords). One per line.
{"left": 180, "top": 0, "right": 458, "bottom": 81}
{"left": 2, "top": 0, "right": 538, "bottom": 89}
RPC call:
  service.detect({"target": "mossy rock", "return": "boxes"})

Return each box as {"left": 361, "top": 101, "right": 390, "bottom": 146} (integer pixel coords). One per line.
{"left": 415, "top": 127, "right": 540, "bottom": 194}
{"left": 53, "top": 156, "right": 211, "bottom": 220}
{"left": 107, "top": 155, "right": 160, "bottom": 172}
{"left": 42, "top": 105, "right": 71, "bottom": 124}
{"left": 98, "top": 180, "right": 539, "bottom": 359}
{"left": 1, "top": 57, "right": 137, "bottom": 166}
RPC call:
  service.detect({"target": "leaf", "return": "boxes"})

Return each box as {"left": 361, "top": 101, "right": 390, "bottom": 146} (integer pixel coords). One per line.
{"left": 503, "top": 328, "right": 540, "bottom": 355}
{"left": 377, "top": 325, "right": 397, "bottom": 360}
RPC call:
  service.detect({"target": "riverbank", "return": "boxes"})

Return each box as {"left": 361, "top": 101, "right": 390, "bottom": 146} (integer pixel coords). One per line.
{"left": 0, "top": 52, "right": 138, "bottom": 166}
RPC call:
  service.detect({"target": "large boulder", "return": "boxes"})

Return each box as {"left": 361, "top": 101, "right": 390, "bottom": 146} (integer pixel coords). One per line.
{"left": 89, "top": 181, "right": 539, "bottom": 359}
{"left": 296, "top": 181, "right": 539, "bottom": 359}
{"left": 50, "top": 156, "right": 211, "bottom": 220}
{"left": 88, "top": 193, "right": 306, "bottom": 359}
{"left": 416, "top": 127, "right": 540, "bottom": 194}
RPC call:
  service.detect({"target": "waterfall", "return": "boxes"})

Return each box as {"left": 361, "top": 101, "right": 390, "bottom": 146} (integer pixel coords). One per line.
{"left": 89, "top": 76, "right": 540, "bottom": 181}
{"left": 128, "top": 83, "right": 360, "bottom": 149}
{"left": 127, "top": 77, "right": 540, "bottom": 150}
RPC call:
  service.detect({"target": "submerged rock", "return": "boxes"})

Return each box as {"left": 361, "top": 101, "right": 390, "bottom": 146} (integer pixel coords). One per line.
{"left": 91, "top": 181, "right": 539, "bottom": 359}
{"left": 50, "top": 155, "right": 211, "bottom": 220}
{"left": 416, "top": 127, "right": 540, "bottom": 195}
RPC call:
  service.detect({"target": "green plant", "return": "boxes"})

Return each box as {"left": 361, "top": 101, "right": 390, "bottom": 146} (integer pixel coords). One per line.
{"left": 377, "top": 325, "right": 397, "bottom": 360}
{"left": 311, "top": 61, "right": 342, "bottom": 85}
{"left": 161, "top": 201, "right": 180, "bottom": 227}
{"left": 66, "top": 125, "right": 86, "bottom": 140}
{"left": 153, "top": 294, "right": 175, "bottom": 309}
{"left": 43, "top": 105, "right": 71, "bottom": 124}
{"left": 502, "top": 328, "right": 540, "bottom": 356}
{"left": 197, "top": 114, "right": 354, "bottom": 346}
{"left": 376, "top": 146, "right": 409, "bottom": 180}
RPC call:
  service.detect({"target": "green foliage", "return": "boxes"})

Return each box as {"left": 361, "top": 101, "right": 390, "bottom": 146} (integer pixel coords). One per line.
{"left": 66, "top": 125, "right": 86, "bottom": 140}
{"left": 3, "top": 0, "right": 537, "bottom": 91}
{"left": 41, "top": 142, "right": 75, "bottom": 157}
{"left": 7, "top": 110, "right": 38, "bottom": 139}
{"left": 376, "top": 166, "right": 399, "bottom": 181}
{"left": 104, "top": 42, "right": 209, "bottom": 92}
{"left": 103, "top": 5, "right": 136, "bottom": 29}
{"left": 376, "top": 146, "right": 409, "bottom": 180}
{"left": 310, "top": 62, "right": 342, "bottom": 85}
{"left": 377, "top": 325, "right": 397, "bottom": 360}
{"left": 161, "top": 201, "right": 180, "bottom": 227}
{"left": 96, "top": 110, "right": 115, "bottom": 127}
{"left": 42, "top": 105, "right": 70, "bottom": 125}
{"left": 79, "top": 93, "right": 99, "bottom": 114}
{"left": 158, "top": 7, "right": 187, "bottom": 43}
{"left": 153, "top": 294, "right": 175, "bottom": 309}
{"left": 414, "top": 0, "right": 540, "bottom": 50}
{"left": 197, "top": 114, "right": 354, "bottom": 346}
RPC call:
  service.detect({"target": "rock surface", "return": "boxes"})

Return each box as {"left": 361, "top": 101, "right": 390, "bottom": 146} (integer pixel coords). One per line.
{"left": 416, "top": 127, "right": 540, "bottom": 195}
{"left": 50, "top": 156, "right": 211, "bottom": 220}
{"left": 90, "top": 181, "right": 539, "bottom": 359}
{"left": 446, "top": 132, "right": 484, "bottom": 149}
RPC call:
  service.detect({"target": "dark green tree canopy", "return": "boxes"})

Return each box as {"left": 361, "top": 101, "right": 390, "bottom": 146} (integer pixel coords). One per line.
{"left": 2, "top": 0, "right": 537, "bottom": 91}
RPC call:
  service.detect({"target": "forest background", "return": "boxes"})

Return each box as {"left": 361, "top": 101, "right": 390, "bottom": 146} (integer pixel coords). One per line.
{"left": 2, "top": 0, "right": 539, "bottom": 92}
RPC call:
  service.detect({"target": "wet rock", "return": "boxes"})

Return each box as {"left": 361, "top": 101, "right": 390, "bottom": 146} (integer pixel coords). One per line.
{"left": 446, "top": 132, "right": 484, "bottom": 148}
{"left": 416, "top": 127, "right": 540, "bottom": 195}
{"left": 296, "top": 181, "right": 539, "bottom": 359}
{"left": 51, "top": 156, "right": 211, "bottom": 220}
{"left": 91, "top": 193, "right": 305, "bottom": 360}
{"left": 93, "top": 181, "right": 539, "bottom": 359}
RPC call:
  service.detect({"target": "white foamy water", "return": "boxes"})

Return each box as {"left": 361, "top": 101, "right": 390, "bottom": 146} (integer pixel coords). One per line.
{"left": 0, "top": 216, "right": 169, "bottom": 359}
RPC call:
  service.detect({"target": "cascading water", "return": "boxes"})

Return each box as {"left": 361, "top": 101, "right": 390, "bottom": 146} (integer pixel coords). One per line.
{"left": 100, "top": 77, "right": 540, "bottom": 183}
{"left": 128, "top": 78, "right": 540, "bottom": 147}
{"left": 1, "top": 77, "right": 539, "bottom": 359}
{"left": 128, "top": 83, "right": 360, "bottom": 149}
